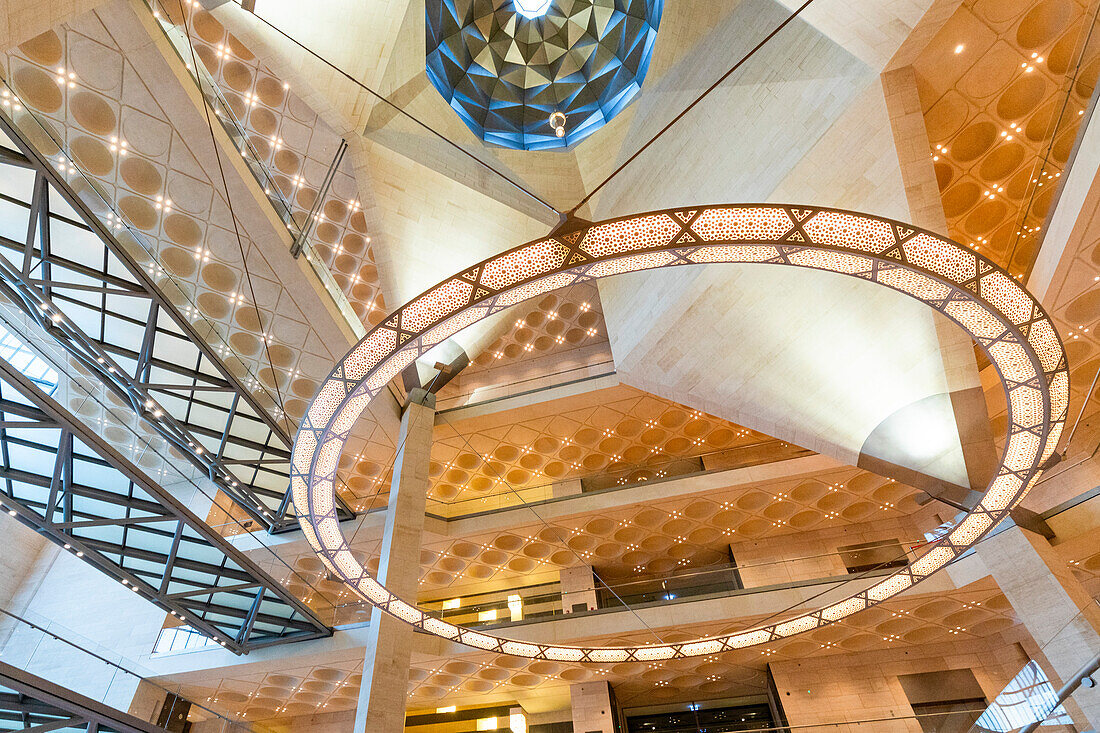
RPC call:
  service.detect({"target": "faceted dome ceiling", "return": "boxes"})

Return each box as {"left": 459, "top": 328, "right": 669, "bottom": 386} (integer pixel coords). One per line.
{"left": 426, "top": 0, "right": 663, "bottom": 150}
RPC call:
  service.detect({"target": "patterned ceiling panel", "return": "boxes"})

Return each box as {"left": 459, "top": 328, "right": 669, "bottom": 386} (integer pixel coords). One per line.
{"left": 274, "top": 465, "right": 930, "bottom": 619}
{"left": 6, "top": 17, "right": 306, "bottom": 419}
{"left": 916, "top": 1, "right": 1100, "bottom": 511}
{"left": 916, "top": 0, "right": 1099, "bottom": 275}
{"left": 428, "top": 384, "right": 785, "bottom": 504}
{"left": 167, "top": 580, "right": 1021, "bottom": 721}
{"left": 3, "top": 8, "right": 398, "bottom": 528}
{"left": 159, "top": 0, "right": 389, "bottom": 327}
{"left": 437, "top": 281, "right": 613, "bottom": 403}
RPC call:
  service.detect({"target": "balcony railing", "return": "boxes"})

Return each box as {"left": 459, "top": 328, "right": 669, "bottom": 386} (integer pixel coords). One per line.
{"left": 422, "top": 439, "right": 813, "bottom": 519}
{"left": 317, "top": 541, "right": 924, "bottom": 628}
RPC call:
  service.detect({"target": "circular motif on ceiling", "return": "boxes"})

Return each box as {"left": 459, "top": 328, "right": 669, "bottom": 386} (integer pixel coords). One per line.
{"left": 425, "top": 0, "right": 663, "bottom": 150}
{"left": 293, "top": 204, "right": 1067, "bottom": 661}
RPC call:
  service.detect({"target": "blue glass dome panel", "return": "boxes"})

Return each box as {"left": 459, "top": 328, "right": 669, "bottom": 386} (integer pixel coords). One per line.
{"left": 426, "top": 0, "right": 663, "bottom": 151}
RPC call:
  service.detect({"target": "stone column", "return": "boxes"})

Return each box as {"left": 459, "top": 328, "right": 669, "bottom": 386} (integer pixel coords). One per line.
{"left": 979, "top": 526, "right": 1100, "bottom": 728}
{"left": 354, "top": 391, "right": 435, "bottom": 733}
{"left": 552, "top": 478, "right": 582, "bottom": 498}
{"left": 570, "top": 681, "right": 622, "bottom": 733}
{"left": 560, "top": 566, "right": 598, "bottom": 614}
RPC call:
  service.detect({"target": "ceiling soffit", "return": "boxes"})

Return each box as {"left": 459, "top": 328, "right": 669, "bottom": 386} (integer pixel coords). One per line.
{"left": 915, "top": 0, "right": 1098, "bottom": 277}
{"left": 156, "top": 579, "right": 1023, "bottom": 720}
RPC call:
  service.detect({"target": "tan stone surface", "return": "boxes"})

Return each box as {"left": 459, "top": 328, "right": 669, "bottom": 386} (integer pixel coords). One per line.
{"left": 0, "top": 0, "right": 103, "bottom": 53}
{"left": 980, "top": 526, "right": 1100, "bottom": 728}
{"left": 357, "top": 398, "right": 436, "bottom": 733}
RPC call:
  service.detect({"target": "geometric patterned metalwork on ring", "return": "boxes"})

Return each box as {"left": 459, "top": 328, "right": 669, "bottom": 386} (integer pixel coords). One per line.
{"left": 293, "top": 204, "right": 1068, "bottom": 661}
{"left": 426, "top": 0, "right": 663, "bottom": 150}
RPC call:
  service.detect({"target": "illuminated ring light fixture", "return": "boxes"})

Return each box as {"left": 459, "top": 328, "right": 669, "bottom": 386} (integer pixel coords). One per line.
{"left": 293, "top": 204, "right": 1068, "bottom": 662}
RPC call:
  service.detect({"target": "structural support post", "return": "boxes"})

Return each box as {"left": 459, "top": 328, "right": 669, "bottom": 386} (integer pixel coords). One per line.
{"left": 979, "top": 526, "right": 1100, "bottom": 729}
{"left": 569, "top": 681, "right": 623, "bottom": 733}
{"left": 560, "top": 566, "right": 598, "bottom": 614}
{"left": 355, "top": 389, "right": 435, "bottom": 733}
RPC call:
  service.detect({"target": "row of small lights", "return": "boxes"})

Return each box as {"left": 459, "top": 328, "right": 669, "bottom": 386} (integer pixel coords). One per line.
{"left": 418, "top": 473, "right": 891, "bottom": 579}
{"left": 175, "top": 1, "right": 384, "bottom": 298}
{"left": 155, "top": 0, "right": 382, "bottom": 313}
{"left": 935, "top": 43, "right": 1095, "bottom": 289}
{"left": 500, "top": 302, "right": 598, "bottom": 357}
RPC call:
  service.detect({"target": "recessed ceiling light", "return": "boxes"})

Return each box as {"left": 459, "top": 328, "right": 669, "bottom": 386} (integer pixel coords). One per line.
{"left": 954, "top": 44, "right": 964, "bottom": 54}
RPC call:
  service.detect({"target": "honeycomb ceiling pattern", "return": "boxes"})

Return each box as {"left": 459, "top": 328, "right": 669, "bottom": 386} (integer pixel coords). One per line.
{"left": 6, "top": 20, "right": 327, "bottom": 422}
{"left": 4, "top": 13, "right": 397, "bottom": 524}
{"left": 916, "top": 0, "right": 1099, "bottom": 275}
{"left": 915, "top": 0, "right": 1100, "bottom": 502}
{"left": 438, "top": 282, "right": 613, "bottom": 402}
{"left": 1043, "top": 241, "right": 1100, "bottom": 470}
{"left": 168, "top": 580, "right": 1022, "bottom": 722}
{"left": 425, "top": 0, "right": 663, "bottom": 150}
{"left": 427, "top": 384, "right": 776, "bottom": 504}
{"left": 163, "top": 1, "right": 389, "bottom": 327}
{"left": 1018, "top": 113, "right": 1100, "bottom": 482}
{"left": 337, "top": 284, "right": 616, "bottom": 512}
{"left": 416, "top": 469, "right": 927, "bottom": 591}
{"left": 272, "top": 465, "right": 930, "bottom": 619}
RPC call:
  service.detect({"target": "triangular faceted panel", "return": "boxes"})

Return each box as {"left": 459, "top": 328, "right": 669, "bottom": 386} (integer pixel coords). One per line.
{"left": 426, "top": 0, "right": 663, "bottom": 150}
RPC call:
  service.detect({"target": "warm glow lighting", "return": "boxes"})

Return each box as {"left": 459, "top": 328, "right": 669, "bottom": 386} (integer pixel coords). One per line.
{"left": 477, "top": 609, "right": 498, "bottom": 622}
{"left": 954, "top": 44, "right": 964, "bottom": 54}
{"left": 508, "top": 593, "right": 523, "bottom": 622}
{"left": 549, "top": 111, "right": 567, "bottom": 139}
{"left": 442, "top": 598, "right": 460, "bottom": 610}
{"left": 510, "top": 711, "right": 528, "bottom": 733}
{"left": 513, "top": 0, "right": 551, "bottom": 18}
{"left": 437, "top": 706, "right": 457, "bottom": 714}
{"left": 477, "top": 718, "right": 498, "bottom": 731}
{"left": 293, "top": 204, "right": 1067, "bottom": 661}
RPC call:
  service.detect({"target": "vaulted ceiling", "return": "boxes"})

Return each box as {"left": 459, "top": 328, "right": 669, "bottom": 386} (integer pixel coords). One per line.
{"left": 203, "top": 0, "right": 1004, "bottom": 494}
{"left": 2, "top": 0, "right": 1097, "bottom": 725}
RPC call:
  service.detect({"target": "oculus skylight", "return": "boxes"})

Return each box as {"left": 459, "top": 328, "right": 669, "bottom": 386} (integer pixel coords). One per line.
{"left": 426, "top": 0, "right": 663, "bottom": 150}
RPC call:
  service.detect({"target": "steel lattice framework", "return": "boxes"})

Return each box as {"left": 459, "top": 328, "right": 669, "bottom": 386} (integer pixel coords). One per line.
{"left": 0, "top": 349, "right": 330, "bottom": 653}
{"left": 0, "top": 113, "right": 353, "bottom": 533}
{"left": 0, "top": 660, "right": 168, "bottom": 733}
{"left": 426, "top": 0, "right": 662, "bottom": 150}
{"left": 294, "top": 205, "right": 1068, "bottom": 661}
{"left": 0, "top": 122, "right": 333, "bottom": 653}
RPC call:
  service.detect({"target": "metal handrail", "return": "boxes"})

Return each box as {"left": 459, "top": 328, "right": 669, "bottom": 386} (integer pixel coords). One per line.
{"left": 0, "top": 607, "right": 255, "bottom": 732}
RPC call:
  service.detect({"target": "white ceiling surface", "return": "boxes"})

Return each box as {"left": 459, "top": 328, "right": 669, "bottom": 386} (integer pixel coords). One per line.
{"left": 229, "top": 0, "right": 978, "bottom": 486}
{"left": 772, "top": 0, "right": 946, "bottom": 70}
{"left": 584, "top": 1, "right": 975, "bottom": 486}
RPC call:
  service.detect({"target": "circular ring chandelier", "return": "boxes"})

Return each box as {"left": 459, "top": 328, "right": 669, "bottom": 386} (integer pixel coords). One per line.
{"left": 293, "top": 205, "right": 1067, "bottom": 662}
